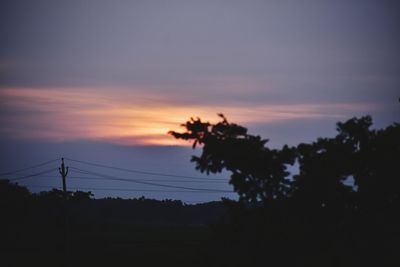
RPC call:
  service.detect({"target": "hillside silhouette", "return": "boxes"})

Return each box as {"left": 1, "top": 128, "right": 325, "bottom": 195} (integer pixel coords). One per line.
{"left": 1, "top": 115, "right": 399, "bottom": 266}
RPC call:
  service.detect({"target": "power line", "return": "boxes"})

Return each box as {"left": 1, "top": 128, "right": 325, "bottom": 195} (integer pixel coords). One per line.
{"left": 64, "top": 157, "right": 228, "bottom": 181}
{"left": 68, "top": 176, "right": 227, "bottom": 184}
{"left": 70, "top": 166, "right": 233, "bottom": 193}
{"left": 23, "top": 175, "right": 228, "bottom": 183}
{"left": 29, "top": 185, "right": 236, "bottom": 194}
{"left": 0, "top": 158, "right": 60, "bottom": 176}
{"left": 69, "top": 166, "right": 233, "bottom": 193}
{"left": 4, "top": 168, "right": 59, "bottom": 181}
{"left": 0, "top": 158, "right": 236, "bottom": 201}
{"left": 0, "top": 162, "right": 231, "bottom": 191}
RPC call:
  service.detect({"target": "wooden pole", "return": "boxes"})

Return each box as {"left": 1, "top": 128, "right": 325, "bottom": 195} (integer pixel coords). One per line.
{"left": 59, "top": 158, "right": 68, "bottom": 197}
{"left": 59, "top": 157, "right": 69, "bottom": 267}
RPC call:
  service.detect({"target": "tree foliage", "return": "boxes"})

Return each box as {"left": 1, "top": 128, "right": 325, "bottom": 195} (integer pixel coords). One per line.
{"left": 170, "top": 114, "right": 400, "bottom": 265}
{"left": 170, "top": 114, "right": 400, "bottom": 211}
{"left": 170, "top": 114, "right": 296, "bottom": 203}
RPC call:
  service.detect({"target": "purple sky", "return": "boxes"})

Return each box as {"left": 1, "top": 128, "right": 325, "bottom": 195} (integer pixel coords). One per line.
{"left": 0, "top": 0, "right": 399, "bottom": 202}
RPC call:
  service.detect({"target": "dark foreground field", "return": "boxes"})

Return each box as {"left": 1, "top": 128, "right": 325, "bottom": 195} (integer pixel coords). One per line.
{"left": 1, "top": 191, "right": 238, "bottom": 267}
{"left": 6, "top": 223, "right": 222, "bottom": 267}
{"left": 1, "top": 180, "right": 399, "bottom": 267}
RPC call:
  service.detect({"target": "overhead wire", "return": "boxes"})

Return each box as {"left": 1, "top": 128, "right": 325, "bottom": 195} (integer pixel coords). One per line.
{"left": 0, "top": 158, "right": 60, "bottom": 176}
{"left": 64, "top": 157, "right": 228, "bottom": 181}
{"left": 23, "top": 175, "right": 228, "bottom": 183}
{"left": 29, "top": 185, "right": 236, "bottom": 194}
{"left": 69, "top": 166, "right": 233, "bottom": 193}
{"left": 4, "top": 168, "right": 59, "bottom": 181}
{"left": 0, "top": 157, "right": 235, "bottom": 198}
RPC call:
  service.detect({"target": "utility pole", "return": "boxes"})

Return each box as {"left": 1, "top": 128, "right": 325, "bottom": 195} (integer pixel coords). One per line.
{"left": 59, "top": 158, "right": 69, "bottom": 197}
{"left": 59, "top": 157, "right": 69, "bottom": 267}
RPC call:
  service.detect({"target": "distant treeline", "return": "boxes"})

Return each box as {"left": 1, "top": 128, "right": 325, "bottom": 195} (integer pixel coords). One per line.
{"left": 0, "top": 180, "right": 228, "bottom": 227}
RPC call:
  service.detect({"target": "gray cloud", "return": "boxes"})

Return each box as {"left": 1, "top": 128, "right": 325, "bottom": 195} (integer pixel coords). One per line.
{"left": 1, "top": 1, "right": 399, "bottom": 104}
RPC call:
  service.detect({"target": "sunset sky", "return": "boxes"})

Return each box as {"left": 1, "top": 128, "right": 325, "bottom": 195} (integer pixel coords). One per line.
{"left": 1, "top": 0, "right": 399, "bottom": 202}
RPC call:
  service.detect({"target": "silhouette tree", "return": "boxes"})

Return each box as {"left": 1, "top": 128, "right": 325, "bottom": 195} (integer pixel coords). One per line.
{"left": 292, "top": 116, "right": 400, "bottom": 214}
{"left": 170, "top": 114, "right": 296, "bottom": 204}
{"left": 0, "top": 179, "right": 31, "bottom": 223}
{"left": 170, "top": 114, "right": 399, "bottom": 210}
{"left": 34, "top": 188, "right": 94, "bottom": 201}
{"left": 0, "top": 179, "right": 30, "bottom": 201}
{"left": 170, "top": 114, "right": 400, "bottom": 266}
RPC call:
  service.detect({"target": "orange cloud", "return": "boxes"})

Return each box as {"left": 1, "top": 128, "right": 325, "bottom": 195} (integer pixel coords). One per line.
{"left": 0, "top": 87, "right": 374, "bottom": 146}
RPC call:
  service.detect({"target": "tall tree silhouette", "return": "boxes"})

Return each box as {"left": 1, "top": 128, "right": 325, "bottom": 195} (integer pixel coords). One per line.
{"left": 170, "top": 114, "right": 399, "bottom": 208}
{"left": 170, "top": 114, "right": 295, "bottom": 204}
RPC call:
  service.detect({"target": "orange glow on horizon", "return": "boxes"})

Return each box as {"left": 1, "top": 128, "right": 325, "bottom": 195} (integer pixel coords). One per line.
{"left": 0, "top": 87, "right": 374, "bottom": 146}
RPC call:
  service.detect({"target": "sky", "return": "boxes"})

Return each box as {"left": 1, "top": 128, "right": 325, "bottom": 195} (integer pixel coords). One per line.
{"left": 0, "top": 0, "right": 399, "bottom": 203}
